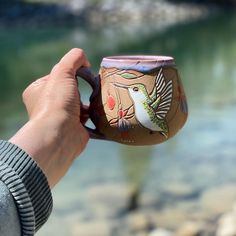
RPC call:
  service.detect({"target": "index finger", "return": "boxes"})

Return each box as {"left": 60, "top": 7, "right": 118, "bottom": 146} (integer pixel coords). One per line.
{"left": 51, "top": 48, "right": 91, "bottom": 78}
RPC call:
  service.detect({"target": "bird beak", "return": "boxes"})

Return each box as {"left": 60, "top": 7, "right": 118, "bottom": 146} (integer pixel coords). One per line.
{"left": 112, "top": 83, "right": 129, "bottom": 89}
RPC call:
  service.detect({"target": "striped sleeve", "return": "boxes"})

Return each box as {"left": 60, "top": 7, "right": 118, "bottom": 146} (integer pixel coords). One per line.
{"left": 0, "top": 140, "right": 53, "bottom": 235}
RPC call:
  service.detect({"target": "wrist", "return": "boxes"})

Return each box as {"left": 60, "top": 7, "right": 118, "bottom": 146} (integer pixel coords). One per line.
{"left": 9, "top": 119, "right": 60, "bottom": 185}
{"left": 9, "top": 114, "right": 88, "bottom": 187}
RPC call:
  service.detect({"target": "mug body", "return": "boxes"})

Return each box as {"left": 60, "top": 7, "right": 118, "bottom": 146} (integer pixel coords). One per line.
{"left": 89, "top": 56, "right": 188, "bottom": 145}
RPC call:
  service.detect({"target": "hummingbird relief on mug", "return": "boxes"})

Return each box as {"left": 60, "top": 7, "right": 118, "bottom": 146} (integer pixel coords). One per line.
{"left": 110, "top": 68, "right": 173, "bottom": 139}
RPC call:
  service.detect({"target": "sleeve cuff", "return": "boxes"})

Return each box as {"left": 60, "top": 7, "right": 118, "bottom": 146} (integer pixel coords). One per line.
{"left": 0, "top": 140, "right": 53, "bottom": 235}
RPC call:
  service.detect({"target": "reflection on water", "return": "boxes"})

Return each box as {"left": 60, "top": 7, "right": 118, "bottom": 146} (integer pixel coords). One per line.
{"left": 120, "top": 146, "right": 153, "bottom": 211}
{"left": 1, "top": 11, "right": 236, "bottom": 235}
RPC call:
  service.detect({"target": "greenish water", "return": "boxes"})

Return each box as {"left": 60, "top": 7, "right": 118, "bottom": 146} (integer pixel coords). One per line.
{"left": 1, "top": 11, "right": 236, "bottom": 235}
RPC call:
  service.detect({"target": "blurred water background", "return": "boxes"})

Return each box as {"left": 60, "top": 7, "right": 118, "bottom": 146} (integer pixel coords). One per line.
{"left": 0, "top": 0, "right": 236, "bottom": 235}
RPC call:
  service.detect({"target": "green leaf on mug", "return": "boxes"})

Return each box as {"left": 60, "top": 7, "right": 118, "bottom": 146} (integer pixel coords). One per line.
{"left": 120, "top": 72, "right": 137, "bottom": 79}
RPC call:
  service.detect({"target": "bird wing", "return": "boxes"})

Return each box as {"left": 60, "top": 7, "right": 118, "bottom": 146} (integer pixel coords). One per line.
{"left": 150, "top": 68, "right": 173, "bottom": 119}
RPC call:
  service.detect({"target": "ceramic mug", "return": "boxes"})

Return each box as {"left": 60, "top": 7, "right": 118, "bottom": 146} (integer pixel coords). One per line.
{"left": 76, "top": 55, "right": 188, "bottom": 145}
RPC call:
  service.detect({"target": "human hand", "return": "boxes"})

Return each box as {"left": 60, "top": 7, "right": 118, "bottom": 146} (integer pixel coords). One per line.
{"left": 9, "top": 48, "right": 90, "bottom": 188}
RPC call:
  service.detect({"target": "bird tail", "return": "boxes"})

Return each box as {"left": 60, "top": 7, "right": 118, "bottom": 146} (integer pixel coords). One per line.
{"left": 160, "top": 131, "right": 168, "bottom": 139}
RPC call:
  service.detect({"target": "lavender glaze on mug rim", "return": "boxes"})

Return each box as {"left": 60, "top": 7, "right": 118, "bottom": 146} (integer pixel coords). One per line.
{"left": 101, "top": 55, "right": 176, "bottom": 73}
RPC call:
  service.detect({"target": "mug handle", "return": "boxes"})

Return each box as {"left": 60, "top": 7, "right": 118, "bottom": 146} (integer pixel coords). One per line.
{"left": 76, "top": 67, "right": 107, "bottom": 140}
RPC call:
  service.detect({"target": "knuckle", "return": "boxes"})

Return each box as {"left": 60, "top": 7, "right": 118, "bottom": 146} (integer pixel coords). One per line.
{"left": 51, "top": 63, "right": 59, "bottom": 72}
{"left": 22, "top": 87, "right": 28, "bottom": 103}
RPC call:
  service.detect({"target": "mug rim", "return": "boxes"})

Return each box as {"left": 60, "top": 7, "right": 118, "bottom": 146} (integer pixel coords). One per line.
{"left": 102, "top": 55, "right": 174, "bottom": 63}
{"left": 101, "top": 55, "right": 175, "bottom": 73}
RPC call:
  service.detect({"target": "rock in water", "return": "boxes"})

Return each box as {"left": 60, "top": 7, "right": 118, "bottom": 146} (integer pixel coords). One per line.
{"left": 149, "top": 228, "right": 173, "bottom": 236}
{"left": 216, "top": 204, "right": 236, "bottom": 236}
{"left": 175, "top": 221, "right": 204, "bottom": 236}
